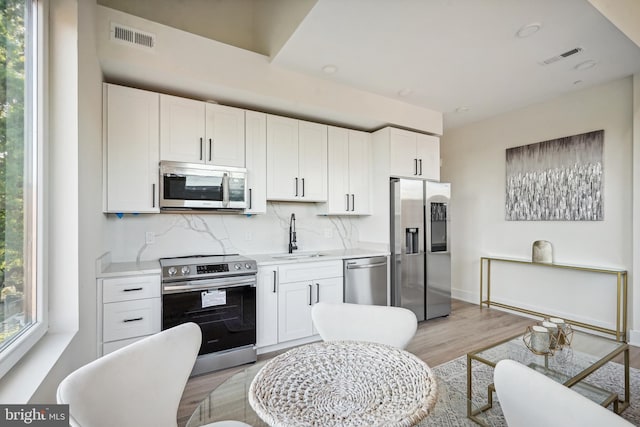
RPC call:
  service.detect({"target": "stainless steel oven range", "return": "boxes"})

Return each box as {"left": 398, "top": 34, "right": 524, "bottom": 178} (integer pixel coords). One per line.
{"left": 160, "top": 254, "right": 257, "bottom": 376}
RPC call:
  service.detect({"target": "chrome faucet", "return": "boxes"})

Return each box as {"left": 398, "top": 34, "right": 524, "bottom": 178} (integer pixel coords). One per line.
{"left": 288, "top": 213, "right": 298, "bottom": 253}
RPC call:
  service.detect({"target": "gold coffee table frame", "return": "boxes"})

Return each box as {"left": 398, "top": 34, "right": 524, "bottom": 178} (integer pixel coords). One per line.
{"left": 466, "top": 330, "right": 630, "bottom": 426}
{"left": 480, "top": 256, "right": 628, "bottom": 342}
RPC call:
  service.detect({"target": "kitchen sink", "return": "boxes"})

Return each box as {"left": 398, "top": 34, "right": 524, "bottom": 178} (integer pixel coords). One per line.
{"left": 271, "top": 252, "right": 327, "bottom": 260}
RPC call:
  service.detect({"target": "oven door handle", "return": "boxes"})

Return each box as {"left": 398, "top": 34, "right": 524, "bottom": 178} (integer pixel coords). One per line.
{"left": 162, "top": 276, "right": 256, "bottom": 294}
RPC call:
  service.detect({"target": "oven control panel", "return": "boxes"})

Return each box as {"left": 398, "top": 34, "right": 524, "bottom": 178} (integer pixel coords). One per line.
{"left": 197, "top": 264, "right": 230, "bottom": 274}
{"left": 160, "top": 255, "right": 258, "bottom": 281}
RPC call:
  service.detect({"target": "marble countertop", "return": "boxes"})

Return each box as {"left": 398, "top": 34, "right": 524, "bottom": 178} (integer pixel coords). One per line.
{"left": 97, "top": 247, "right": 390, "bottom": 277}
{"left": 97, "top": 260, "right": 161, "bottom": 278}
{"left": 247, "top": 248, "right": 389, "bottom": 266}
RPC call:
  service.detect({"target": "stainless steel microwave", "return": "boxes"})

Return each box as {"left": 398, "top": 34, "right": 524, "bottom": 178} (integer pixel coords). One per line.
{"left": 159, "top": 161, "right": 247, "bottom": 211}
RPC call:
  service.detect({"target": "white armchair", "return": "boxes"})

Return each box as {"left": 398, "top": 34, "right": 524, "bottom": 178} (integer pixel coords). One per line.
{"left": 494, "top": 359, "right": 633, "bottom": 427}
{"left": 57, "top": 322, "right": 251, "bottom": 427}
{"left": 311, "top": 302, "right": 418, "bottom": 349}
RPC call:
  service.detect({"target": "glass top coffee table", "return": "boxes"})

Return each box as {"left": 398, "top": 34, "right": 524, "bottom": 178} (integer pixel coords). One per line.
{"left": 467, "top": 329, "right": 630, "bottom": 426}
{"left": 187, "top": 355, "right": 500, "bottom": 427}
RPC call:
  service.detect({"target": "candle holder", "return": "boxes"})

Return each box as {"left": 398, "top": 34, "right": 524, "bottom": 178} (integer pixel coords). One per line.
{"left": 544, "top": 317, "right": 574, "bottom": 348}
{"left": 523, "top": 325, "right": 558, "bottom": 355}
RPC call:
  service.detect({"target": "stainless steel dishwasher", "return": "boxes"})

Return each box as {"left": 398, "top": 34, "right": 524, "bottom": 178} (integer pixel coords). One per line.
{"left": 344, "top": 256, "right": 388, "bottom": 306}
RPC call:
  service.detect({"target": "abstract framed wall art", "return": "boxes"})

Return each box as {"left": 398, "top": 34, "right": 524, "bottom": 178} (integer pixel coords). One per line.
{"left": 505, "top": 130, "right": 603, "bottom": 221}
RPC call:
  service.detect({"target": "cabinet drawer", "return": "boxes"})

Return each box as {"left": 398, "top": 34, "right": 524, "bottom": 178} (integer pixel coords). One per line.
{"left": 103, "top": 298, "right": 161, "bottom": 342}
{"left": 102, "top": 335, "right": 149, "bottom": 355}
{"left": 278, "top": 261, "right": 342, "bottom": 283}
{"left": 102, "top": 275, "right": 160, "bottom": 303}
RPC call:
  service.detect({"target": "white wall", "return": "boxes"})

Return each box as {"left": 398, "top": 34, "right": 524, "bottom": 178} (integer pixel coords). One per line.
{"left": 441, "top": 77, "right": 633, "bottom": 337}
{"left": 632, "top": 73, "right": 640, "bottom": 344}
{"left": 28, "top": 0, "right": 104, "bottom": 402}
{"left": 95, "top": 6, "right": 442, "bottom": 135}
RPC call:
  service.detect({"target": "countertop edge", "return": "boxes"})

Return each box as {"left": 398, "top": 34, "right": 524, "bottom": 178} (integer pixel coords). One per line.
{"left": 97, "top": 249, "right": 390, "bottom": 276}
{"left": 97, "top": 260, "right": 161, "bottom": 278}
{"left": 248, "top": 249, "right": 390, "bottom": 266}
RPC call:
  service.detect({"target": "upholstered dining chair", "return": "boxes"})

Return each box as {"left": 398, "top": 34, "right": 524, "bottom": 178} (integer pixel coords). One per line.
{"left": 494, "top": 359, "right": 633, "bottom": 427}
{"left": 311, "top": 302, "right": 418, "bottom": 349}
{"left": 57, "top": 322, "right": 250, "bottom": 427}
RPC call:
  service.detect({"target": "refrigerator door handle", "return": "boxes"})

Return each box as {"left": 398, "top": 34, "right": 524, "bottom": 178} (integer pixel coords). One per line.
{"left": 414, "top": 158, "right": 418, "bottom": 175}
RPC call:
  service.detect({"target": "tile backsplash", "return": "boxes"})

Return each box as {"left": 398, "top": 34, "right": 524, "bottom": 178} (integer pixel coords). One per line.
{"left": 104, "top": 202, "right": 363, "bottom": 262}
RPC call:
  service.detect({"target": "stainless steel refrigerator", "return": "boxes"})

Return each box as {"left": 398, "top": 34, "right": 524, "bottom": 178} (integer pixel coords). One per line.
{"left": 390, "top": 178, "right": 451, "bottom": 321}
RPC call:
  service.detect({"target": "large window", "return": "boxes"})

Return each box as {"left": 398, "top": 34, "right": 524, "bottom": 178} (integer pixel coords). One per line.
{"left": 0, "top": 0, "right": 41, "bottom": 371}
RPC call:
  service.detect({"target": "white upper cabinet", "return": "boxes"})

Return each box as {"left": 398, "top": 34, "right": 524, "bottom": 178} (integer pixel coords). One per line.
{"left": 298, "top": 120, "right": 328, "bottom": 201}
{"left": 160, "top": 95, "right": 204, "bottom": 163}
{"left": 326, "top": 126, "right": 371, "bottom": 215}
{"left": 160, "top": 94, "right": 245, "bottom": 167}
{"left": 266, "top": 115, "right": 328, "bottom": 202}
{"left": 245, "top": 110, "right": 267, "bottom": 214}
{"left": 416, "top": 133, "right": 440, "bottom": 181}
{"left": 205, "top": 103, "right": 245, "bottom": 167}
{"left": 388, "top": 127, "right": 440, "bottom": 180}
{"left": 103, "top": 83, "right": 160, "bottom": 213}
{"left": 266, "top": 115, "right": 298, "bottom": 199}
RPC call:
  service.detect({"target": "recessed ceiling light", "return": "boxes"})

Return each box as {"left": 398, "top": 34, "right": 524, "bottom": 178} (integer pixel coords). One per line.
{"left": 516, "top": 22, "right": 542, "bottom": 39}
{"left": 455, "top": 106, "right": 470, "bottom": 113}
{"left": 322, "top": 65, "right": 338, "bottom": 74}
{"left": 574, "top": 60, "right": 597, "bottom": 71}
{"left": 397, "top": 88, "right": 413, "bottom": 97}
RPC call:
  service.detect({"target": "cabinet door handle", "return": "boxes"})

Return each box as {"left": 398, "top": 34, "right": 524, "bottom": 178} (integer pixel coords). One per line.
{"left": 346, "top": 194, "right": 350, "bottom": 211}
{"left": 209, "top": 138, "right": 212, "bottom": 161}
{"left": 200, "top": 138, "right": 203, "bottom": 160}
{"left": 301, "top": 178, "right": 305, "bottom": 197}
{"left": 123, "top": 287, "right": 143, "bottom": 292}
{"left": 351, "top": 194, "right": 355, "bottom": 211}
{"left": 308, "top": 284, "right": 313, "bottom": 305}
{"left": 248, "top": 188, "right": 252, "bottom": 210}
{"left": 152, "top": 184, "right": 156, "bottom": 208}
{"left": 272, "top": 270, "right": 277, "bottom": 293}
{"left": 419, "top": 159, "right": 423, "bottom": 176}
{"left": 315, "top": 283, "right": 319, "bottom": 303}
{"left": 295, "top": 178, "right": 299, "bottom": 196}
{"left": 123, "top": 317, "right": 143, "bottom": 323}
{"left": 414, "top": 158, "right": 418, "bottom": 175}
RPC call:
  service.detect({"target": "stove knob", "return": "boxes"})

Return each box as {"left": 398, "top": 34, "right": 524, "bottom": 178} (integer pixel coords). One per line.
{"left": 181, "top": 266, "right": 191, "bottom": 275}
{"left": 245, "top": 263, "right": 252, "bottom": 270}
{"left": 234, "top": 263, "right": 241, "bottom": 270}
{"left": 167, "top": 267, "right": 177, "bottom": 276}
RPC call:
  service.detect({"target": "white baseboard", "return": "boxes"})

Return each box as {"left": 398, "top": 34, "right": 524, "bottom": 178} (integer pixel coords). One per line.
{"left": 451, "top": 288, "right": 478, "bottom": 304}
{"left": 629, "top": 329, "right": 640, "bottom": 346}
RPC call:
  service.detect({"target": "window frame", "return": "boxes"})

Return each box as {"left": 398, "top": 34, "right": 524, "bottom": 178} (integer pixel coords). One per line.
{"left": 0, "top": 0, "right": 47, "bottom": 380}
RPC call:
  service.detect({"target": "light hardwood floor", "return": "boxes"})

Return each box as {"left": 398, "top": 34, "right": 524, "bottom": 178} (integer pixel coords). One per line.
{"left": 178, "top": 299, "right": 640, "bottom": 426}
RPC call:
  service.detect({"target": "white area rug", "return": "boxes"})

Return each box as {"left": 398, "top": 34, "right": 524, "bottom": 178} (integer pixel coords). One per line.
{"left": 421, "top": 355, "right": 640, "bottom": 426}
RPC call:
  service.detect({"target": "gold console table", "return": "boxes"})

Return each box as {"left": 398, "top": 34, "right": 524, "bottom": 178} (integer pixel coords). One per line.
{"left": 480, "top": 256, "right": 628, "bottom": 341}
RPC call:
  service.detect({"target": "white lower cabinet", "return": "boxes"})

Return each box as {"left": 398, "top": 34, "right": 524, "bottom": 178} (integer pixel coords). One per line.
{"left": 276, "top": 261, "right": 343, "bottom": 344}
{"left": 98, "top": 274, "right": 161, "bottom": 355}
{"left": 256, "top": 266, "right": 279, "bottom": 347}
{"left": 278, "top": 281, "right": 316, "bottom": 342}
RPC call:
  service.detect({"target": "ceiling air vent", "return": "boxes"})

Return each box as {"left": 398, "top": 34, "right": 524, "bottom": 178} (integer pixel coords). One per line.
{"left": 540, "top": 47, "right": 583, "bottom": 66}
{"left": 110, "top": 23, "right": 155, "bottom": 50}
